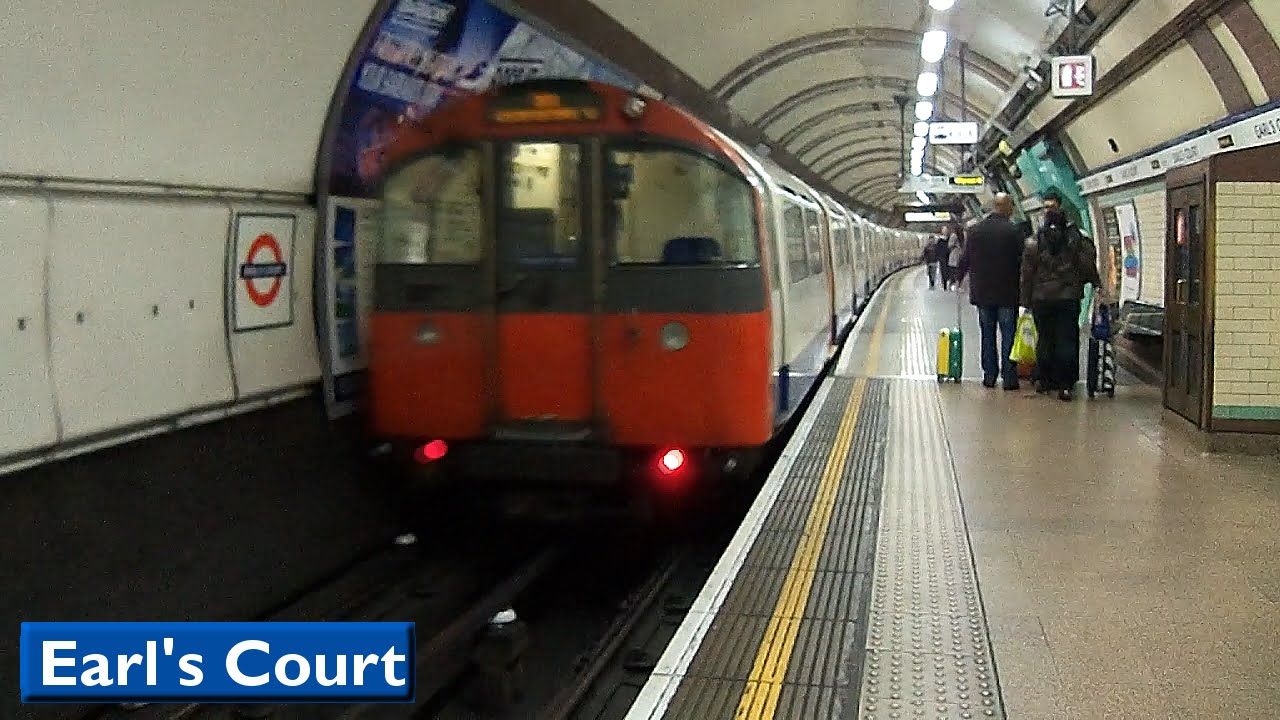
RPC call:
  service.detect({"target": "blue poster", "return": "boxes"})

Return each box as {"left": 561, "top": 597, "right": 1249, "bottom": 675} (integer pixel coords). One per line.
{"left": 329, "top": 0, "right": 639, "bottom": 198}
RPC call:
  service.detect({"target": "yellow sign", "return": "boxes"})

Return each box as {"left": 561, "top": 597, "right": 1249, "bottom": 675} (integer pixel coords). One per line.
{"left": 949, "top": 175, "right": 985, "bottom": 186}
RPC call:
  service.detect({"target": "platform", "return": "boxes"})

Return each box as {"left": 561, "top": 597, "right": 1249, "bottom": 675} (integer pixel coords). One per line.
{"left": 626, "top": 267, "right": 1280, "bottom": 719}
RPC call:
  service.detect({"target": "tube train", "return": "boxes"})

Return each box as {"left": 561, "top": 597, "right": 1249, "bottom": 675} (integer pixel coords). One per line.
{"left": 367, "top": 79, "right": 925, "bottom": 517}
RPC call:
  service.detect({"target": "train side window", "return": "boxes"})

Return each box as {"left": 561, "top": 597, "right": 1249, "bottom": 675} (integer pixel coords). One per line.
{"left": 606, "top": 147, "right": 759, "bottom": 265}
{"left": 498, "top": 142, "right": 583, "bottom": 267}
{"left": 783, "top": 203, "right": 808, "bottom": 281}
{"left": 803, "top": 207, "right": 824, "bottom": 275}
{"left": 380, "top": 147, "right": 482, "bottom": 264}
{"left": 834, "top": 223, "right": 850, "bottom": 266}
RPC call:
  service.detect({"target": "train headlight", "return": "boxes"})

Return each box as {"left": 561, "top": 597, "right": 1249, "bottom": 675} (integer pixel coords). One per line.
{"left": 659, "top": 322, "right": 689, "bottom": 351}
{"left": 416, "top": 322, "right": 441, "bottom": 345}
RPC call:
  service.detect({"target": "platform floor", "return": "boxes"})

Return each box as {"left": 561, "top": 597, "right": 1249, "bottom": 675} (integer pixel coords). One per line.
{"left": 626, "top": 267, "right": 1280, "bottom": 719}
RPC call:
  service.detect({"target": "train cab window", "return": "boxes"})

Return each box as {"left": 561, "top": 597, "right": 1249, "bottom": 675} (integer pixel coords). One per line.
{"left": 499, "top": 142, "right": 583, "bottom": 267}
{"left": 606, "top": 147, "right": 758, "bottom": 265}
{"left": 803, "top": 207, "right": 824, "bottom": 275}
{"left": 782, "top": 203, "right": 808, "bottom": 281}
{"left": 380, "top": 147, "right": 483, "bottom": 264}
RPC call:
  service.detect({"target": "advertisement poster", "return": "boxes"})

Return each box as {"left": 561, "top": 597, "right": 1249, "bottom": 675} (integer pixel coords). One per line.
{"left": 319, "top": 0, "right": 640, "bottom": 417}
{"left": 323, "top": 199, "right": 381, "bottom": 417}
{"left": 1113, "top": 201, "right": 1142, "bottom": 303}
{"left": 328, "top": 0, "right": 640, "bottom": 198}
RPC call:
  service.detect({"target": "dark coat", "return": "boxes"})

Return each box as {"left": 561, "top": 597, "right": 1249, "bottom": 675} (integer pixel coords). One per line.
{"left": 1020, "top": 223, "right": 1103, "bottom": 306}
{"left": 958, "top": 213, "right": 1024, "bottom": 307}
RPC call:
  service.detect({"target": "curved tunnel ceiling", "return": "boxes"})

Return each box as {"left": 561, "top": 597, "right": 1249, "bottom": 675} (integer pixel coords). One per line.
{"left": 584, "top": 0, "right": 1069, "bottom": 214}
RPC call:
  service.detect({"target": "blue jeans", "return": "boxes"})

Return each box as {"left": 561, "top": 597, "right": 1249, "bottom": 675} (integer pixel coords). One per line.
{"left": 976, "top": 305, "right": 1018, "bottom": 385}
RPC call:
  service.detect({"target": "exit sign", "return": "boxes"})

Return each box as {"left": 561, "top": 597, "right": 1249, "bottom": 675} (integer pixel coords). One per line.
{"left": 1051, "top": 55, "right": 1095, "bottom": 98}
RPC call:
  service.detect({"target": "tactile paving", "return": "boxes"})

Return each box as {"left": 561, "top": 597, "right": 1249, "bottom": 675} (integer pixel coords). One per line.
{"left": 662, "top": 377, "right": 891, "bottom": 717}
{"left": 856, "top": 379, "right": 1005, "bottom": 719}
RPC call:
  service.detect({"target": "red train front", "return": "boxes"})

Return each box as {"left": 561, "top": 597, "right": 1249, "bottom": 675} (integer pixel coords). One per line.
{"left": 368, "top": 79, "right": 776, "bottom": 516}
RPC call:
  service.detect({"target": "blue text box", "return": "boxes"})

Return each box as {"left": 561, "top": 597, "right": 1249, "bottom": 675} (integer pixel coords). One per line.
{"left": 20, "top": 622, "right": 415, "bottom": 703}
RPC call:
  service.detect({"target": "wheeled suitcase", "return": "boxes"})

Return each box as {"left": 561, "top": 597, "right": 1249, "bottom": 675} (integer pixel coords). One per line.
{"left": 1086, "top": 303, "right": 1117, "bottom": 398}
{"left": 936, "top": 290, "right": 963, "bottom": 383}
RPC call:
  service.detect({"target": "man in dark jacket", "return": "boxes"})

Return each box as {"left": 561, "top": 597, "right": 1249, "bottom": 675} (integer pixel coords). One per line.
{"left": 957, "top": 193, "right": 1025, "bottom": 390}
{"left": 1020, "top": 207, "right": 1103, "bottom": 400}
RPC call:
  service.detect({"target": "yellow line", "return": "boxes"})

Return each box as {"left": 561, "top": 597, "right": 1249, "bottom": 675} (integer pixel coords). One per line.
{"left": 734, "top": 276, "right": 896, "bottom": 719}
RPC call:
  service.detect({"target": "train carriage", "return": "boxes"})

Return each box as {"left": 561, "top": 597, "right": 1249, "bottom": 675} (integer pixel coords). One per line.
{"left": 367, "top": 79, "right": 922, "bottom": 516}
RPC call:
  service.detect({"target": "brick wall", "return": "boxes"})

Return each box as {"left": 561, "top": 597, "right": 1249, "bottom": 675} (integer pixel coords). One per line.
{"left": 1211, "top": 181, "right": 1280, "bottom": 420}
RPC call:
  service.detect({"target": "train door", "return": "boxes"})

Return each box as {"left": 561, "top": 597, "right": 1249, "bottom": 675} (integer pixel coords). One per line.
{"left": 1163, "top": 179, "right": 1208, "bottom": 426}
{"left": 490, "top": 140, "right": 597, "bottom": 431}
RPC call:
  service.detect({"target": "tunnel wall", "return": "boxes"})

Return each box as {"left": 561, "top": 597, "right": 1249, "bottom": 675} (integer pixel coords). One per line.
{"left": 0, "top": 190, "right": 323, "bottom": 467}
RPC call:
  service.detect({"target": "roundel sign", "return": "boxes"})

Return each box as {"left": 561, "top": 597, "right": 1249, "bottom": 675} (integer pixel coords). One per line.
{"left": 240, "top": 233, "right": 287, "bottom": 307}
{"left": 232, "top": 214, "right": 296, "bottom": 331}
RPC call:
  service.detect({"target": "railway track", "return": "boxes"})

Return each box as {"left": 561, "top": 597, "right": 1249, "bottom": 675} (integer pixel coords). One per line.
{"left": 56, "top": 528, "right": 561, "bottom": 720}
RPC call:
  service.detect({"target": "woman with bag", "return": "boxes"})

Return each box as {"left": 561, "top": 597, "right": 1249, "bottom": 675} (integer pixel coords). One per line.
{"left": 1018, "top": 208, "right": 1102, "bottom": 401}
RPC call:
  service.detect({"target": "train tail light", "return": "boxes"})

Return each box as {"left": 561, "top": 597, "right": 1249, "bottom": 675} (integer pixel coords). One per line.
{"left": 414, "top": 439, "right": 449, "bottom": 464}
{"left": 657, "top": 448, "right": 686, "bottom": 475}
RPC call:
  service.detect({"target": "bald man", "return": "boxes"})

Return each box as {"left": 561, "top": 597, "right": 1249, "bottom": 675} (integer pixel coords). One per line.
{"left": 956, "top": 193, "right": 1026, "bottom": 389}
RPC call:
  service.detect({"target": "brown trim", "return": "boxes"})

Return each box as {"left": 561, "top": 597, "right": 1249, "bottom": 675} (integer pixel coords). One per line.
{"left": 819, "top": 148, "right": 961, "bottom": 179}
{"left": 848, "top": 173, "right": 905, "bottom": 198}
{"left": 711, "top": 27, "right": 1016, "bottom": 100}
{"left": 808, "top": 135, "right": 908, "bottom": 170}
{"left": 796, "top": 122, "right": 900, "bottom": 159}
{"left": 1185, "top": 22, "right": 1255, "bottom": 113}
{"left": 1032, "top": 0, "right": 1238, "bottom": 147}
{"left": 777, "top": 105, "right": 901, "bottom": 147}
{"left": 756, "top": 77, "right": 992, "bottom": 132}
{"left": 502, "top": 0, "right": 894, "bottom": 219}
{"left": 1221, "top": 0, "right": 1280, "bottom": 99}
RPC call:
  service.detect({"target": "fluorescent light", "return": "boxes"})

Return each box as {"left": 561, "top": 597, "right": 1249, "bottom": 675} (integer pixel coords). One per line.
{"left": 913, "top": 166, "right": 924, "bottom": 176}
{"left": 921, "top": 30, "right": 948, "bottom": 63}
{"left": 917, "top": 191, "right": 932, "bottom": 203}
{"left": 911, "top": 136, "right": 927, "bottom": 151}
{"left": 914, "top": 121, "right": 930, "bottom": 137}
{"left": 911, "top": 150, "right": 925, "bottom": 164}
{"left": 929, "top": 0, "right": 955, "bottom": 9}
{"left": 915, "top": 100, "right": 934, "bottom": 121}
{"left": 917, "top": 72, "right": 939, "bottom": 97}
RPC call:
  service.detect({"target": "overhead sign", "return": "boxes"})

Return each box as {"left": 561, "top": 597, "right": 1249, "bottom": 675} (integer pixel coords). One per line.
{"left": 900, "top": 174, "right": 987, "bottom": 195}
{"left": 231, "top": 213, "right": 296, "bottom": 332}
{"left": 487, "top": 86, "right": 603, "bottom": 124}
{"left": 1051, "top": 55, "right": 1095, "bottom": 98}
{"left": 928, "top": 121, "right": 979, "bottom": 145}
{"left": 904, "top": 211, "right": 953, "bottom": 222}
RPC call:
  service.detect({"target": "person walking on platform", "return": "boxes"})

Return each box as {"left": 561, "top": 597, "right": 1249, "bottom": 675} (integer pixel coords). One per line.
{"left": 1019, "top": 206, "right": 1103, "bottom": 401}
{"left": 945, "top": 227, "right": 963, "bottom": 290}
{"left": 933, "top": 235, "right": 951, "bottom": 287}
{"left": 956, "top": 193, "right": 1024, "bottom": 390}
{"left": 922, "top": 238, "right": 941, "bottom": 288}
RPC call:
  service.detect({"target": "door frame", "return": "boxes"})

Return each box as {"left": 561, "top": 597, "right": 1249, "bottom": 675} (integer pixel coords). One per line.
{"left": 1163, "top": 164, "right": 1211, "bottom": 428}
{"left": 483, "top": 137, "right": 602, "bottom": 433}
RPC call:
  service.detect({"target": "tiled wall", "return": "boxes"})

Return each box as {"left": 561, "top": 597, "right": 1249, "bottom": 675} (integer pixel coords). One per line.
{"left": 1211, "top": 181, "right": 1280, "bottom": 421}
{"left": 1132, "top": 191, "right": 1168, "bottom": 308}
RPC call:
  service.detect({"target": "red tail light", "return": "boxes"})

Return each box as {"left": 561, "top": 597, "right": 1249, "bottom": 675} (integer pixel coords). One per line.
{"left": 657, "top": 448, "right": 686, "bottom": 475}
{"left": 414, "top": 440, "right": 448, "bottom": 464}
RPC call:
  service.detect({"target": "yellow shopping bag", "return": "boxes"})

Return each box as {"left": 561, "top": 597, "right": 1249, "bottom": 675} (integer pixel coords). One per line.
{"left": 1010, "top": 313, "right": 1037, "bottom": 365}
